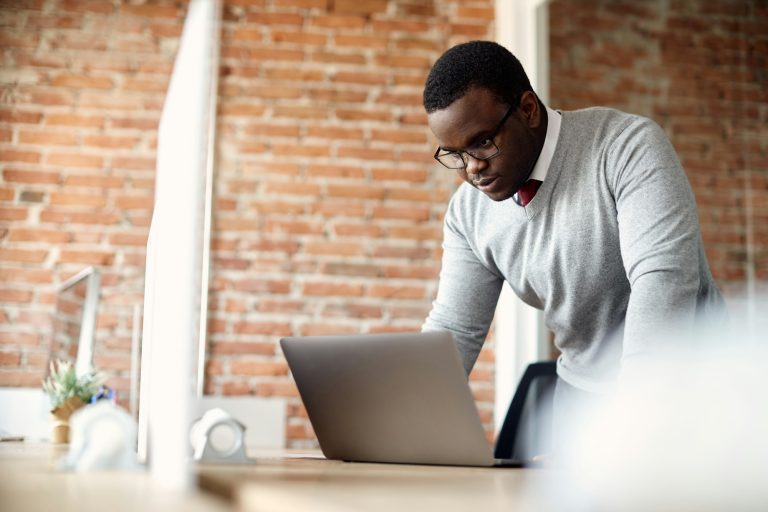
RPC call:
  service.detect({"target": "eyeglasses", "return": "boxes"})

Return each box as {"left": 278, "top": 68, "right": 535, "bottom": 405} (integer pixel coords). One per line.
{"left": 433, "top": 104, "right": 516, "bottom": 170}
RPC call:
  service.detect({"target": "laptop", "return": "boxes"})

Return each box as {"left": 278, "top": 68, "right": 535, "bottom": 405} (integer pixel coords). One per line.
{"left": 280, "top": 331, "right": 523, "bottom": 467}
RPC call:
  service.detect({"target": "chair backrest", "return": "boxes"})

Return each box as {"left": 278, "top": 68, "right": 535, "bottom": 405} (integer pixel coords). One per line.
{"left": 494, "top": 361, "right": 558, "bottom": 461}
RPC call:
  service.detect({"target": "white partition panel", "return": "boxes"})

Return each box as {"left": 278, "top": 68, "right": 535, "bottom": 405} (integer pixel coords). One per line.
{"left": 138, "top": 0, "right": 222, "bottom": 489}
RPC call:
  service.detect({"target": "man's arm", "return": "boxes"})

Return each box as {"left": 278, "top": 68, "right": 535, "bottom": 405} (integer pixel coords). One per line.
{"left": 611, "top": 118, "right": 704, "bottom": 362}
{"left": 422, "top": 198, "right": 504, "bottom": 374}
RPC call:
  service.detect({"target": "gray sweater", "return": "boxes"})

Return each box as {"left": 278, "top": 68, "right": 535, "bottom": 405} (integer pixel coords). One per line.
{"left": 423, "top": 107, "right": 725, "bottom": 392}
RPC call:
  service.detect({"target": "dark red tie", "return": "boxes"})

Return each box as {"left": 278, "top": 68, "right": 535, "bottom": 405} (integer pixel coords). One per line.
{"left": 518, "top": 179, "right": 542, "bottom": 206}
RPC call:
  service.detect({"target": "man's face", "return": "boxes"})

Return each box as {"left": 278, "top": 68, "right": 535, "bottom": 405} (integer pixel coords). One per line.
{"left": 427, "top": 87, "right": 543, "bottom": 202}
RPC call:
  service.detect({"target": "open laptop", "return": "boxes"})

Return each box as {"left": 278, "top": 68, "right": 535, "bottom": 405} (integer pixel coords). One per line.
{"left": 280, "top": 331, "right": 523, "bottom": 467}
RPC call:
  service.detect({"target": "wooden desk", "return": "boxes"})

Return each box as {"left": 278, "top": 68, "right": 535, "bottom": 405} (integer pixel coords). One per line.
{"left": 0, "top": 442, "right": 230, "bottom": 512}
{"left": 0, "top": 442, "right": 562, "bottom": 512}
{"left": 199, "top": 454, "right": 563, "bottom": 512}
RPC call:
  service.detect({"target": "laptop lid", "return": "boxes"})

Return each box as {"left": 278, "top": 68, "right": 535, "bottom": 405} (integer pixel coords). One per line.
{"left": 280, "top": 331, "right": 497, "bottom": 467}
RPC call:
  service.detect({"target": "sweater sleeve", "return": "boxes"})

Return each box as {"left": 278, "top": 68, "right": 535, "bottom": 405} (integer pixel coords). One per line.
{"left": 422, "top": 194, "right": 503, "bottom": 374}
{"left": 610, "top": 118, "right": 703, "bottom": 362}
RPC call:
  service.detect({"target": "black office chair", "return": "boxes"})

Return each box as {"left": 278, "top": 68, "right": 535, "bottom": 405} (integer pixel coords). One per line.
{"left": 494, "top": 361, "right": 558, "bottom": 461}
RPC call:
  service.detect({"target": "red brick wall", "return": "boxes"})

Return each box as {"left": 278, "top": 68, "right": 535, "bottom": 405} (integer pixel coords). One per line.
{"left": 0, "top": 0, "right": 497, "bottom": 446}
{"left": 0, "top": 1, "right": 186, "bottom": 396}
{"left": 549, "top": 0, "right": 768, "bottom": 305}
{"left": 207, "top": 0, "right": 496, "bottom": 447}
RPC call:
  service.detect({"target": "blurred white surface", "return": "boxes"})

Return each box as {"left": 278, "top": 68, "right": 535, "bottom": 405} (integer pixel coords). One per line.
{"left": 0, "top": 388, "right": 50, "bottom": 440}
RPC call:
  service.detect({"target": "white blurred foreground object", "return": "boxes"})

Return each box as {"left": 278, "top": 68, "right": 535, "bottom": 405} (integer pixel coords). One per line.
{"left": 61, "top": 402, "right": 139, "bottom": 472}
{"left": 190, "top": 408, "right": 254, "bottom": 464}
{"left": 138, "top": 0, "right": 222, "bottom": 489}
{"left": 562, "top": 325, "right": 768, "bottom": 512}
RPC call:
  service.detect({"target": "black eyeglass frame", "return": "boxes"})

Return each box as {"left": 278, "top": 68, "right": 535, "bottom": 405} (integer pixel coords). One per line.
{"left": 433, "top": 103, "right": 517, "bottom": 170}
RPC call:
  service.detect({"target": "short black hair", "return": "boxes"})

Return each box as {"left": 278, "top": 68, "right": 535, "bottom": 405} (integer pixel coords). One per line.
{"left": 423, "top": 40, "right": 533, "bottom": 113}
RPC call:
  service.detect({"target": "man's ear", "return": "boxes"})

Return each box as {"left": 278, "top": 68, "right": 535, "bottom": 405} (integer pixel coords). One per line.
{"left": 519, "top": 91, "right": 541, "bottom": 128}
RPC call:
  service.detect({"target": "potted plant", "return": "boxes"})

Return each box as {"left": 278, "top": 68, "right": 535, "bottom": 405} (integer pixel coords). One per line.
{"left": 42, "top": 360, "right": 104, "bottom": 443}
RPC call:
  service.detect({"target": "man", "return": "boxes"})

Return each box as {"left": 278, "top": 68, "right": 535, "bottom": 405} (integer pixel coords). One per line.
{"left": 421, "top": 41, "right": 725, "bottom": 431}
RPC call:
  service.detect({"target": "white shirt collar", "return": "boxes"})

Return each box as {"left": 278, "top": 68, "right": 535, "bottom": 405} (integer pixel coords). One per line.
{"left": 528, "top": 106, "right": 561, "bottom": 182}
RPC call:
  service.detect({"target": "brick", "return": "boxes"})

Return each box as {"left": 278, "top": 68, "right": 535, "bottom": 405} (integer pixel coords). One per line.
{"left": 120, "top": 4, "right": 180, "bottom": 18}
{"left": 305, "top": 241, "right": 365, "bottom": 256}
{"left": 331, "top": 0, "right": 387, "bottom": 15}
{"left": 273, "top": 106, "right": 327, "bottom": 119}
{"left": 2, "top": 169, "right": 60, "bottom": 184}
{"left": 306, "top": 164, "right": 365, "bottom": 178}
{"left": 272, "top": 144, "right": 330, "bottom": 157}
{"left": 0, "top": 109, "right": 42, "bottom": 124}
{"left": 264, "top": 67, "right": 326, "bottom": 82}
{"left": 373, "top": 206, "right": 429, "bottom": 221}
{"left": 263, "top": 219, "right": 324, "bottom": 235}
{"left": 310, "top": 52, "right": 367, "bottom": 65}
{"left": 263, "top": 182, "right": 322, "bottom": 196}
{"left": 114, "top": 195, "right": 154, "bottom": 210}
{"left": 59, "top": 0, "right": 114, "bottom": 13}
{"left": 334, "top": 34, "right": 387, "bottom": 49}
{"left": 373, "top": 245, "right": 432, "bottom": 259}
{"left": 327, "top": 184, "right": 386, "bottom": 199}
{"left": 332, "top": 72, "right": 387, "bottom": 85}
{"left": 93, "top": 354, "right": 131, "bottom": 371}
{"left": 0, "top": 371, "right": 43, "bottom": 387}
{"left": 337, "top": 146, "right": 395, "bottom": 161}
{"left": 0, "top": 33, "right": 40, "bottom": 49}
{"left": 40, "top": 210, "right": 120, "bottom": 225}
{"left": 46, "top": 153, "right": 103, "bottom": 168}
{"left": 8, "top": 229, "right": 70, "bottom": 243}
{"left": 376, "top": 92, "right": 423, "bottom": 106}
{"left": 254, "top": 381, "right": 300, "bottom": 398}
{"left": 372, "top": 168, "right": 428, "bottom": 182}
{"left": 305, "top": 126, "right": 364, "bottom": 140}
{"left": 371, "top": 128, "right": 427, "bottom": 144}
{"left": 0, "top": 352, "right": 22, "bottom": 367}
{"left": 0, "top": 248, "right": 48, "bottom": 263}
{"left": 58, "top": 250, "right": 115, "bottom": 265}
{"left": 373, "top": 54, "right": 431, "bottom": 70}
{"left": 111, "top": 156, "right": 155, "bottom": 170}
{"left": 108, "top": 233, "right": 148, "bottom": 246}
{"left": 335, "top": 108, "right": 392, "bottom": 122}
{"left": 272, "top": 30, "right": 327, "bottom": 46}
{"left": 303, "top": 281, "right": 364, "bottom": 297}
{"left": 256, "top": 299, "right": 306, "bottom": 314}
{"left": 51, "top": 74, "right": 113, "bottom": 89}
{"left": 64, "top": 174, "right": 125, "bottom": 188}
{"left": 308, "top": 87, "right": 368, "bottom": 103}
{"left": 210, "top": 342, "right": 275, "bottom": 356}
{"left": 245, "top": 12, "right": 304, "bottom": 25}
{"left": 0, "top": 206, "right": 27, "bottom": 221}
{"left": 82, "top": 135, "right": 139, "bottom": 149}
{"left": 0, "top": 332, "right": 40, "bottom": 347}
{"left": 45, "top": 113, "right": 103, "bottom": 127}
{"left": 50, "top": 192, "right": 107, "bottom": 208}
{"left": 372, "top": 20, "right": 429, "bottom": 33}
{"left": 231, "top": 278, "right": 291, "bottom": 294}
{"left": 322, "top": 262, "right": 382, "bottom": 277}
{"left": 221, "top": 381, "right": 251, "bottom": 395}
{"left": 231, "top": 360, "right": 289, "bottom": 376}
{"left": 233, "top": 321, "right": 292, "bottom": 336}
{"left": 322, "top": 303, "right": 382, "bottom": 319}
{"left": 310, "top": 202, "right": 366, "bottom": 218}
{"left": 0, "top": 289, "right": 34, "bottom": 303}
{"left": 0, "top": 149, "right": 41, "bottom": 163}
{"left": 333, "top": 223, "right": 382, "bottom": 237}
{"left": 273, "top": 0, "right": 326, "bottom": 8}
{"left": 310, "top": 14, "right": 366, "bottom": 29}
{"left": 298, "top": 323, "right": 359, "bottom": 336}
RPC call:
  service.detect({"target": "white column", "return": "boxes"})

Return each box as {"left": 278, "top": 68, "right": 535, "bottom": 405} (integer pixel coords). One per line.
{"left": 138, "top": 0, "right": 222, "bottom": 488}
{"left": 493, "top": 0, "right": 551, "bottom": 433}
